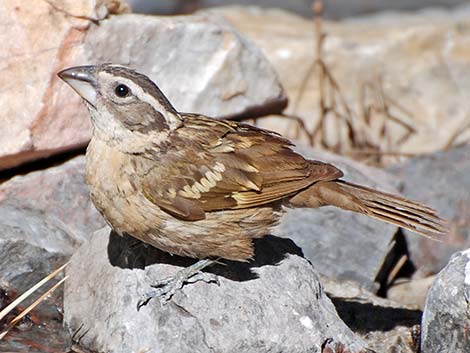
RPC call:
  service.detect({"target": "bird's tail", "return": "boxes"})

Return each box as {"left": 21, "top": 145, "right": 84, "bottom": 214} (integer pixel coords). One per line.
{"left": 290, "top": 180, "right": 448, "bottom": 240}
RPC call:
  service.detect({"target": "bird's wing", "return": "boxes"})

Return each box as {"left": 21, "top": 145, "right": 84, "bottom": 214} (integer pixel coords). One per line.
{"left": 142, "top": 115, "right": 343, "bottom": 221}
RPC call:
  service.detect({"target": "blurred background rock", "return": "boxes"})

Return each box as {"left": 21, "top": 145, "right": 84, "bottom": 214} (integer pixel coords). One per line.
{"left": 127, "top": 0, "right": 467, "bottom": 18}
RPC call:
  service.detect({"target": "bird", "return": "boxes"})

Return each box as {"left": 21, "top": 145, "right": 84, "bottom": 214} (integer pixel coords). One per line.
{"left": 58, "top": 64, "right": 447, "bottom": 306}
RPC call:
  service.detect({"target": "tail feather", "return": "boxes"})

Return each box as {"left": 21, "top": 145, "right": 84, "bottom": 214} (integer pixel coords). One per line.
{"left": 335, "top": 181, "right": 448, "bottom": 240}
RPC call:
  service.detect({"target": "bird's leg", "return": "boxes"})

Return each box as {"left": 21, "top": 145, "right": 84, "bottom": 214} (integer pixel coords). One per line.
{"left": 137, "top": 259, "right": 219, "bottom": 309}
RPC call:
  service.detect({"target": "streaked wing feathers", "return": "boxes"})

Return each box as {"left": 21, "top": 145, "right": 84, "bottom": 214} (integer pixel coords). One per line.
{"left": 142, "top": 115, "right": 343, "bottom": 221}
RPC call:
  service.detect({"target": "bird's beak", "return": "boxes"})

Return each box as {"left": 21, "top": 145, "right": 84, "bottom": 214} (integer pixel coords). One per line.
{"left": 58, "top": 65, "right": 98, "bottom": 107}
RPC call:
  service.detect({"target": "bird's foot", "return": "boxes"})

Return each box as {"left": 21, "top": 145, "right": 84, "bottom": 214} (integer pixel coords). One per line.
{"left": 137, "top": 259, "right": 218, "bottom": 310}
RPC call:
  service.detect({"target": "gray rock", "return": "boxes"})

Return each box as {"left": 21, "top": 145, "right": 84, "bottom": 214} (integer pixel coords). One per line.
{"left": 322, "top": 276, "right": 422, "bottom": 353}
{"left": 0, "top": 155, "right": 102, "bottom": 315}
{"left": 85, "top": 13, "right": 287, "bottom": 120}
{"left": 127, "top": 0, "right": 467, "bottom": 19}
{"left": 421, "top": 249, "right": 470, "bottom": 352}
{"left": 64, "top": 227, "right": 370, "bottom": 353}
{"left": 275, "top": 146, "right": 399, "bottom": 292}
{"left": 0, "top": 156, "right": 105, "bottom": 245}
{"left": 388, "top": 145, "right": 470, "bottom": 277}
{"left": 0, "top": 205, "right": 72, "bottom": 292}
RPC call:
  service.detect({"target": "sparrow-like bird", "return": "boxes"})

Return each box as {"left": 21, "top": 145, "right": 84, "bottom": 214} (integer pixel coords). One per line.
{"left": 58, "top": 64, "right": 447, "bottom": 306}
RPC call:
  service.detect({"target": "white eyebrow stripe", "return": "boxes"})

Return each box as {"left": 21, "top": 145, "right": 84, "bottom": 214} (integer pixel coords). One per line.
{"left": 100, "top": 72, "right": 182, "bottom": 130}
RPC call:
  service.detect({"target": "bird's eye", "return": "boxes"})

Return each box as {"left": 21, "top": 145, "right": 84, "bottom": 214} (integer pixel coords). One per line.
{"left": 115, "top": 84, "right": 130, "bottom": 97}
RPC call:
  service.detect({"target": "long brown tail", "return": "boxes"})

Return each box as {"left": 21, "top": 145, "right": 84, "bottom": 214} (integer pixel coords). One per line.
{"left": 290, "top": 180, "right": 448, "bottom": 240}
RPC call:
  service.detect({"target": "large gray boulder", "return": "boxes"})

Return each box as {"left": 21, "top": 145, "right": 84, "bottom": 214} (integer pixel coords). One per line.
{"left": 64, "top": 227, "right": 370, "bottom": 353}
{"left": 421, "top": 249, "right": 470, "bottom": 352}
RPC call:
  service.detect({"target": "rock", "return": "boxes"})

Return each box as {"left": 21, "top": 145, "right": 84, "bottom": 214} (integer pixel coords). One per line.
{"left": 64, "top": 227, "right": 369, "bottom": 353}
{"left": 388, "top": 145, "right": 470, "bottom": 277}
{"left": 0, "top": 205, "right": 72, "bottom": 292}
{"left": 0, "top": 0, "right": 129, "bottom": 171}
{"left": 362, "top": 326, "right": 421, "bottom": 353}
{"left": 322, "top": 276, "right": 422, "bottom": 353}
{"left": 128, "top": 0, "right": 467, "bottom": 19}
{"left": 0, "top": 155, "right": 105, "bottom": 245}
{"left": 275, "top": 145, "right": 400, "bottom": 292}
{"left": 211, "top": 6, "right": 470, "bottom": 162}
{"left": 0, "top": 155, "right": 102, "bottom": 350}
{"left": 84, "top": 13, "right": 286, "bottom": 119}
{"left": 421, "top": 249, "right": 470, "bottom": 352}
{"left": 1, "top": 5, "right": 286, "bottom": 171}
{"left": 387, "top": 276, "right": 435, "bottom": 310}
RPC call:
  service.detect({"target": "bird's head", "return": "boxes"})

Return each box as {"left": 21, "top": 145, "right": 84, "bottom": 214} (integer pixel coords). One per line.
{"left": 58, "top": 64, "right": 182, "bottom": 146}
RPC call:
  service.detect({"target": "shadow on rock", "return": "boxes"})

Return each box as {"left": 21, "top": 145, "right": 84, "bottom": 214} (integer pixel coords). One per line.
{"left": 331, "top": 297, "right": 422, "bottom": 333}
{"left": 107, "top": 230, "right": 305, "bottom": 282}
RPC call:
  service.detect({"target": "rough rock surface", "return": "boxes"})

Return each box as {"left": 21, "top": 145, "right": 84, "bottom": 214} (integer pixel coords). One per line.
{"left": 388, "top": 145, "right": 470, "bottom": 277}
{"left": 84, "top": 13, "right": 286, "bottom": 120}
{"left": 275, "top": 145, "right": 400, "bottom": 292}
{"left": 0, "top": 156, "right": 105, "bottom": 245}
{"left": 421, "top": 249, "right": 470, "bottom": 352}
{"left": 387, "top": 276, "right": 435, "bottom": 310}
{"left": 0, "top": 205, "right": 73, "bottom": 292}
{"left": 0, "top": 0, "right": 128, "bottom": 171}
{"left": 64, "top": 227, "right": 369, "bottom": 353}
{"left": 0, "top": 158, "right": 95, "bottom": 289}
{"left": 0, "top": 3, "right": 285, "bottom": 171}
{"left": 213, "top": 6, "right": 470, "bottom": 159}
{"left": 322, "top": 277, "right": 422, "bottom": 353}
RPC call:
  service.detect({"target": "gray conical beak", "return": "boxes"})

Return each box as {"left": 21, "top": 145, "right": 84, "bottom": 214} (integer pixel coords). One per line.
{"left": 58, "top": 65, "right": 98, "bottom": 107}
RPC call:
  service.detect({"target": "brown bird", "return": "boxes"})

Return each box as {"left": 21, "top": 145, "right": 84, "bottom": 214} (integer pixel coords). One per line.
{"left": 58, "top": 64, "right": 447, "bottom": 305}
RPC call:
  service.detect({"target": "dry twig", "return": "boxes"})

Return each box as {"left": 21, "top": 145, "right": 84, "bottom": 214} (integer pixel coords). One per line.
{"left": 0, "top": 263, "right": 68, "bottom": 340}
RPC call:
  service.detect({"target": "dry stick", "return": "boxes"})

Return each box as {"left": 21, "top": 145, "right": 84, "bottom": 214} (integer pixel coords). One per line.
{"left": 381, "top": 91, "right": 417, "bottom": 132}
{"left": 288, "top": 3, "right": 326, "bottom": 144}
{"left": 250, "top": 114, "right": 315, "bottom": 145}
{"left": 387, "top": 255, "right": 408, "bottom": 287}
{"left": 0, "top": 262, "right": 68, "bottom": 322}
{"left": 444, "top": 118, "right": 470, "bottom": 149}
{"left": 279, "top": 114, "right": 315, "bottom": 145}
{"left": 291, "top": 60, "right": 317, "bottom": 139}
{"left": 0, "top": 276, "right": 68, "bottom": 340}
{"left": 313, "top": 1, "right": 327, "bottom": 147}
{"left": 358, "top": 79, "right": 419, "bottom": 164}
{"left": 291, "top": 1, "right": 325, "bottom": 146}
{"left": 347, "top": 150, "right": 420, "bottom": 157}
{"left": 321, "top": 60, "right": 359, "bottom": 152}
{"left": 293, "top": 0, "right": 419, "bottom": 165}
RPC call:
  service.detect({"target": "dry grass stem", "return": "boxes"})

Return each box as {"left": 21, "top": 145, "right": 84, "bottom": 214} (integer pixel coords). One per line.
{"left": 444, "top": 118, "right": 470, "bottom": 149}
{"left": 282, "top": 0, "right": 421, "bottom": 166}
{"left": 0, "top": 262, "right": 68, "bottom": 340}
{"left": 387, "top": 255, "right": 408, "bottom": 286}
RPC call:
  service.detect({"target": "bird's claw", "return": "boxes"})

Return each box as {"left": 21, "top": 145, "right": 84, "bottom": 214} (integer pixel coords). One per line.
{"left": 137, "top": 267, "right": 219, "bottom": 310}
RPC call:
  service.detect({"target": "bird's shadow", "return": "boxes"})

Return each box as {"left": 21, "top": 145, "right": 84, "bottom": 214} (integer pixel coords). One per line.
{"left": 330, "top": 297, "right": 422, "bottom": 332}
{"left": 107, "top": 230, "right": 304, "bottom": 282}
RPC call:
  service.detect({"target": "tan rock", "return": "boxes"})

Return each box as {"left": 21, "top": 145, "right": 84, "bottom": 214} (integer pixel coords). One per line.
{"left": 0, "top": 0, "right": 128, "bottom": 171}
{"left": 387, "top": 276, "right": 435, "bottom": 310}
{"left": 212, "top": 6, "right": 470, "bottom": 162}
